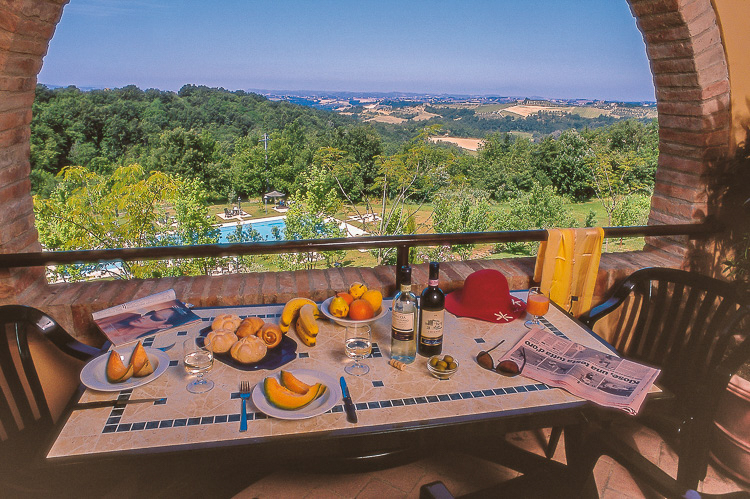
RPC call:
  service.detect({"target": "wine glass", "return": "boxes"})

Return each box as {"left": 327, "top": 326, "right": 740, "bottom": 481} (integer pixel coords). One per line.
{"left": 344, "top": 324, "right": 372, "bottom": 376}
{"left": 524, "top": 287, "right": 550, "bottom": 329}
{"left": 183, "top": 338, "right": 214, "bottom": 393}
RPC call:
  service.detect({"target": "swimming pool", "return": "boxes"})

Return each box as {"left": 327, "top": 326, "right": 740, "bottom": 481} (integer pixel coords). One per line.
{"left": 218, "top": 218, "right": 286, "bottom": 243}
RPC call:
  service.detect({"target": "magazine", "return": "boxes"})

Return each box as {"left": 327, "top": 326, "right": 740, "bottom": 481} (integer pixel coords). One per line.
{"left": 92, "top": 289, "right": 200, "bottom": 346}
{"left": 498, "top": 328, "right": 661, "bottom": 415}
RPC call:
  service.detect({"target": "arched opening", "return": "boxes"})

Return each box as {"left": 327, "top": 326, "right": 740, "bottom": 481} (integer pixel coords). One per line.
{"left": 0, "top": 0, "right": 736, "bottom": 301}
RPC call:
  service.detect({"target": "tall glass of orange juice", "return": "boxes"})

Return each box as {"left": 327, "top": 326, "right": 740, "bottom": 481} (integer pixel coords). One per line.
{"left": 524, "top": 287, "right": 550, "bottom": 329}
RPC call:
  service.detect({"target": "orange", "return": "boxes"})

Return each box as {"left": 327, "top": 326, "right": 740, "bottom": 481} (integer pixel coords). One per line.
{"left": 336, "top": 292, "right": 354, "bottom": 305}
{"left": 361, "top": 289, "right": 382, "bottom": 313}
{"left": 349, "top": 282, "right": 367, "bottom": 299}
{"left": 348, "top": 299, "right": 375, "bottom": 320}
{"left": 329, "top": 296, "right": 350, "bottom": 318}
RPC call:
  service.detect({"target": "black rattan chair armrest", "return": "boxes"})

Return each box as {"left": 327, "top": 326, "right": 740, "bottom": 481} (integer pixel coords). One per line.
{"left": 580, "top": 277, "right": 639, "bottom": 328}
{"left": 0, "top": 305, "right": 104, "bottom": 361}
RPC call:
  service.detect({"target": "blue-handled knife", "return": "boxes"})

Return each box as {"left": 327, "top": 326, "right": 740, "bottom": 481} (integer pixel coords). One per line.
{"left": 340, "top": 376, "right": 358, "bottom": 423}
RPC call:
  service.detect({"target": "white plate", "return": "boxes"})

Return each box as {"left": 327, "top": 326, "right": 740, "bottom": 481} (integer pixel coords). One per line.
{"left": 252, "top": 369, "right": 341, "bottom": 420}
{"left": 319, "top": 296, "right": 387, "bottom": 327}
{"left": 80, "top": 344, "right": 170, "bottom": 392}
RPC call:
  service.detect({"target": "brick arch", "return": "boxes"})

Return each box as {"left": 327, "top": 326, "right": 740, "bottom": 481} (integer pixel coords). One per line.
{"left": 0, "top": 0, "right": 732, "bottom": 297}
{"left": 628, "top": 0, "right": 731, "bottom": 260}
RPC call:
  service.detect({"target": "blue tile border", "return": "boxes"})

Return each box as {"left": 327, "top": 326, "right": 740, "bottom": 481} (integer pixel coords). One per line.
{"left": 96, "top": 381, "right": 549, "bottom": 434}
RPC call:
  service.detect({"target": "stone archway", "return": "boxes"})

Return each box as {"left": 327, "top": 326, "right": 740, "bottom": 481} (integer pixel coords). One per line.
{"left": 0, "top": 0, "right": 734, "bottom": 298}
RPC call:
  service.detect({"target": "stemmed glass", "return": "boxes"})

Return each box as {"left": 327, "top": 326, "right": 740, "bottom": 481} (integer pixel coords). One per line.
{"left": 183, "top": 338, "right": 214, "bottom": 393}
{"left": 344, "top": 324, "right": 372, "bottom": 376}
{"left": 524, "top": 287, "right": 550, "bottom": 329}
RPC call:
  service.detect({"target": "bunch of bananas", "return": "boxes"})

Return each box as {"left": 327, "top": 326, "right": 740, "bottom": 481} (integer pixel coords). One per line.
{"left": 279, "top": 297, "right": 320, "bottom": 347}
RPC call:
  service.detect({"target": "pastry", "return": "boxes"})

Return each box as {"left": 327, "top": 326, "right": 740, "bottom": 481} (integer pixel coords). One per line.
{"left": 236, "top": 316, "right": 264, "bottom": 338}
{"left": 230, "top": 335, "right": 268, "bottom": 364}
{"left": 256, "top": 323, "right": 283, "bottom": 348}
{"left": 211, "top": 313, "right": 241, "bottom": 332}
{"left": 204, "top": 329, "right": 238, "bottom": 354}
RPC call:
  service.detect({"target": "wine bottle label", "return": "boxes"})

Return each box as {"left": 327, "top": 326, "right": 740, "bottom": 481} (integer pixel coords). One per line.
{"left": 391, "top": 311, "right": 415, "bottom": 341}
{"left": 420, "top": 309, "right": 444, "bottom": 345}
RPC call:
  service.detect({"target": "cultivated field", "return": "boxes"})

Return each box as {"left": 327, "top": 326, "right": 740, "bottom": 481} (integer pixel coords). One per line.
{"left": 429, "top": 136, "right": 484, "bottom": 150}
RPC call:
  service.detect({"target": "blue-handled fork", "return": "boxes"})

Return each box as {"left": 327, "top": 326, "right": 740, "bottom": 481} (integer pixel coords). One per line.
{"left": 239, "top": 381, "right": 251, "bottom": 432}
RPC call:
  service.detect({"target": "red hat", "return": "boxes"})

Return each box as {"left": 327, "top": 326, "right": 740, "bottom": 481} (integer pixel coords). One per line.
{"left": 445, "top": 269, "right": 526, "bottom": 323}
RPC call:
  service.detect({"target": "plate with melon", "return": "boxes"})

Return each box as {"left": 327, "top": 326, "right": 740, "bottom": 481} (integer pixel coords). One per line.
{"left": 252, "top": 369, "right": 341, "bottom": 420}
{"left": 80, "top": 342, "right": 170, "bottom": 392}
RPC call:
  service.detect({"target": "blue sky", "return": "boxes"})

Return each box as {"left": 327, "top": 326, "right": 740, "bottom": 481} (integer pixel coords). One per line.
{"left": 39, "top": 0, "right": 656, "bottom": 101}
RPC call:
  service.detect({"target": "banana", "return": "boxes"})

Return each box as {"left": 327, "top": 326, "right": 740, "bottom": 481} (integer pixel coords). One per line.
{"left": 298, "top": 303, "right": 319, "bottom": 336}
{"left": 279, "top": 297, "right": 317, "bottom": 332}
{"left": 295, "top": 317, "right": 317, "bottom": 347}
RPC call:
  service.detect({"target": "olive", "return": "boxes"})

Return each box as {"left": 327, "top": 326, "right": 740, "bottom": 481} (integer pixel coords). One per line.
{"left": 436, "top": 360, "right": 449, "bottom": 371}
{"left": 443, "top": 355, "right": 454, "bottom": 364}
{"left": 447, "top": 361, "right": 458, "bottom": 370}
{"left": 429, "top": 357, "right": 440, "bottom": 367}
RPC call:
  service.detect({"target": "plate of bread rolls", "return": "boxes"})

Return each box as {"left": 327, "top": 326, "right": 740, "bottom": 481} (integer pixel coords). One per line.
{"left": 197, "top": 313, "right": 297, "bottom": 371}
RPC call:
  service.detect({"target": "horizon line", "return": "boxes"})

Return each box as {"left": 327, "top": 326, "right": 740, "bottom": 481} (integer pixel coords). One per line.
{"left": 37, "top": 82, "right": 657, "bottom": 104}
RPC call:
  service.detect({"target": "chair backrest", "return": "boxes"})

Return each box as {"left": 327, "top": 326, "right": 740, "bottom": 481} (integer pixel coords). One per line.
{"left": 592, "top": 268, "right": 750, "bottom": 409}
{"left": 0, "top": 305, "right": 98, "bottom": 447}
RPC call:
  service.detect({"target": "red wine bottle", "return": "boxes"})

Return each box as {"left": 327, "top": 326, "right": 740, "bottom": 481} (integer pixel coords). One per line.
{"left": 418, "top": 262, "right": 445, "bottom": 357}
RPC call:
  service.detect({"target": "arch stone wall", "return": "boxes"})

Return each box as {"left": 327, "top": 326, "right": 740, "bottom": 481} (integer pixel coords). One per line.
{"left": 0, "top": 0, "right": 67, "bottom": 298}
{"left": 628, "top": 0, "right": 731, "bottom": 260}
{"left": 0, "top": 0, "right": 736, "bottom": 302}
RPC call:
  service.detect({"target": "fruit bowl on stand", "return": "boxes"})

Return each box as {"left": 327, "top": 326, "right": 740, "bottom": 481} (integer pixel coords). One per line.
{"left": 320, "top": 296, "right": 387, "bottom": 327}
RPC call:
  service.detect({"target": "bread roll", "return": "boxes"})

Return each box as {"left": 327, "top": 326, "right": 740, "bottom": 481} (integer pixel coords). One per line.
{"left": 230, "top": 335, "right": 267, "bottom": 364}
{"left": 236, "top": 316, "right": 264, "bottom": 338}
{"left": 212, "top": 313, "right": 241, "bottom": 332}
{"left": 256, "top": 323, "right": 283, "bottom": 348}
{"left": 204, "top": 329, "right": 237, "bottom": 354}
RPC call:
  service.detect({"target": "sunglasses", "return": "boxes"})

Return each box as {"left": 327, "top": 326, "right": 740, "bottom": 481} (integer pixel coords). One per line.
{"left": 477, "top": 341, "right": 526, "bottom": 376}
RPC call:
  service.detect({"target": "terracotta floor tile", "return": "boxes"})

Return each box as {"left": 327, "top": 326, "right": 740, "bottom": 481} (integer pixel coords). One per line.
{"left": 304, "top": 488, "right": 347, "bottom": 499}
{"left": 231, "top": 427, "right": 750, "bottom": 499}
{"left": 593, "top": 455, "right": 616, "bottom": 495}
{"left": 355, "top": 478, "right": 407, "bottom": 499}
{"left": 373, "top": 460, "right": 429, "bottom": 493}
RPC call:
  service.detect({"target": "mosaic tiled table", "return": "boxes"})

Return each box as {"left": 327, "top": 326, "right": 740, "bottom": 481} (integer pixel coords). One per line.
{"left": 48, "top": 292, "right": 621, "bottom": 461}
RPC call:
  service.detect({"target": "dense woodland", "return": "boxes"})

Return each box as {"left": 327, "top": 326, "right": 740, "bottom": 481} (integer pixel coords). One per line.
{"left": 31, "top": 84, "right": 657, "bottom": 204}
{"left": 30, "top": 84, "right": 658, "bottom": 279}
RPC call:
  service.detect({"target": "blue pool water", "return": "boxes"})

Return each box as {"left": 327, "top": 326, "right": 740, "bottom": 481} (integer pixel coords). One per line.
{"left": 218, "top": 218, "right": 286, "bottom": 243}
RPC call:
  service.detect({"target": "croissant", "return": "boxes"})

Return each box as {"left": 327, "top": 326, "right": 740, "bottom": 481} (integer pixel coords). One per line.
{"left": 212, "top": 313, "right": 241, "bottom": 332}
{"left": 236, "top": 316, "right": 264, "bottom": 338}
{"left": 204, "top": 329, "right": 238, "bottom": 354}
{"left": 256, "top": 323, "right": 283, "bottom": 349}
{"left": 230, "top": 335, "right": 267, "bottom": 364}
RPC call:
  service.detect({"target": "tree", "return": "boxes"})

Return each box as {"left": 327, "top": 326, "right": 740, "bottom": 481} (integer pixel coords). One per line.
{"left": 34, "top": 164, "right": 220, "bottom": 281}
{"left": 430, "top": 188, "right": 492, "bottom": 260}
{"left": 495, "top": 183, "right": 576, "bottom": 254}
{"left": 369, "top": 127, "right": 445, "bottom": 265}
{"left": 548, "top": 129, "right": 595, "bottom": 201}
{"left": 148, "top": 127, "right": 223, "bottom": 195}
{"left": 276, "top": 197, "right": 345, "bottom": 271}
{"left": 229, "top": 134, "right": 268, "bottom": 196}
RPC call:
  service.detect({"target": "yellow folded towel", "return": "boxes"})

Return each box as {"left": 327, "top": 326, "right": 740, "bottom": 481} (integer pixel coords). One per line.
{"left": 533, "top": 227, "right": 604, "bottom": 317}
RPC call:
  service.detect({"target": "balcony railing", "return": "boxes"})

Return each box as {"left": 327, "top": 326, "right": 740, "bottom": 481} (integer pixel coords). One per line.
{"left": 0, "top": 220, "right": 721, "bottom": 271}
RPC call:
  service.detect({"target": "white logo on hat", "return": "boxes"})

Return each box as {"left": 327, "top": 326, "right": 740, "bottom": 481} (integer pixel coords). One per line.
{"left": 494, "top": 311, "right": 512, "bottom": 321}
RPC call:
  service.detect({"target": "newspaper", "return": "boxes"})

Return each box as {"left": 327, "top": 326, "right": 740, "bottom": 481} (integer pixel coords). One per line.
{"left": 498, "top": 328, "right": 660, "bottom": 415}
{"left": 92, "top": 289, "right": 200, "bottom": 346}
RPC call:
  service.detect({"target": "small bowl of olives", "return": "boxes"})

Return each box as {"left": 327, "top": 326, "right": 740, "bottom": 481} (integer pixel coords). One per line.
{"left": 427, "top": 354, "right": 459, "bottom": 380}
